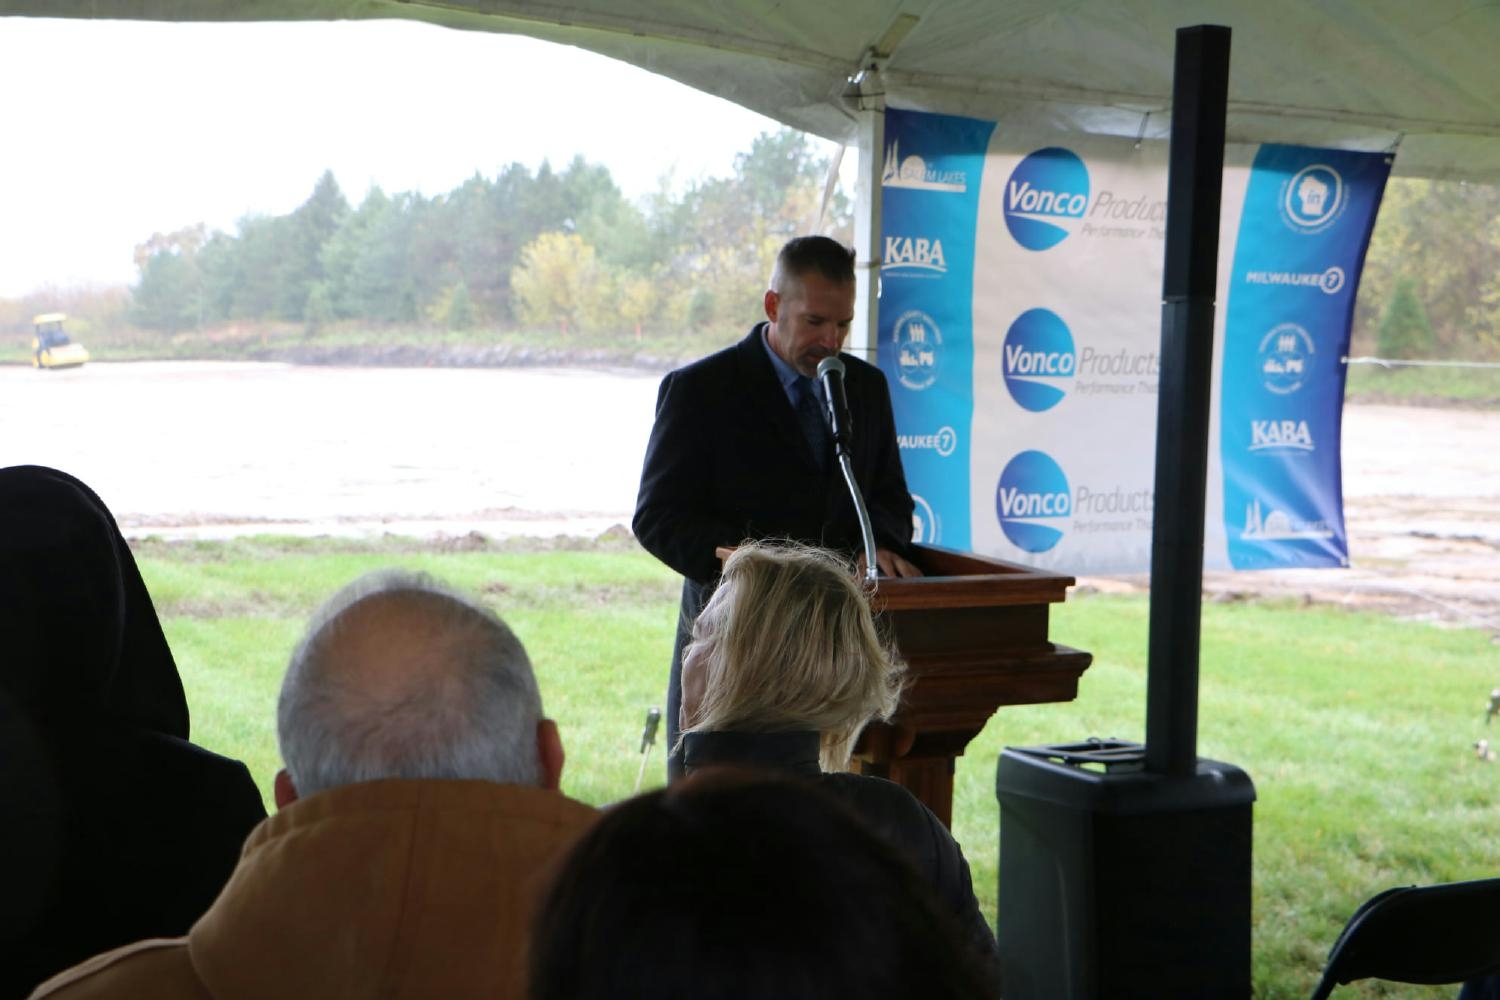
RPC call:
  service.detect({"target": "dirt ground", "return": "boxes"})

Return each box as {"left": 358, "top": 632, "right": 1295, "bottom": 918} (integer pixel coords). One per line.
{"left": 2, "top": 363, "right": 1495, "bottom": 636}
{"left": 1091, "top": 405, "right": 1500, "bottom": 636}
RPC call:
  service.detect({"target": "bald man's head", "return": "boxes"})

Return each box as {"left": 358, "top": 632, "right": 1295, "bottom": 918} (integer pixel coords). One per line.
{"left": 277, "top": 571, "right": 550, "bottom": 799}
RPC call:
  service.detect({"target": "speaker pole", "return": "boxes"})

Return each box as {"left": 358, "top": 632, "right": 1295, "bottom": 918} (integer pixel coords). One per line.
{"left": 1145, "top": 24, "right": 1232, "bottom": 777}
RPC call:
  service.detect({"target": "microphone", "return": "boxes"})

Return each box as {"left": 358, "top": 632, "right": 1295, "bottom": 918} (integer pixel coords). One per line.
{"left": 815, "top": 355, "right": 852, "bottom": 456}
{"left": 634, "top": 706, "right": 662, "bottom": 793}
{"left": 816, "top": 354, "right": 877, "bottom": 583}
{"left": 639, "top": 706, "right": 662, "bottom": 753}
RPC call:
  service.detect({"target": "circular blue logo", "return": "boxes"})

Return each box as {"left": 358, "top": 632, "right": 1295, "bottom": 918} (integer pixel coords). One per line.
{"left": 893, "top": 310, "right": 941, "bottom": 390}
{"left": 1003, "top": 309, "right": 1076, "bottom": 412}
{"left": 995, "top": 450, "right": 1071, "bottom": 553}
{"left": 1258, "top": 323, "right": 1315, "bottom": 395}
{"left": 911, "top": 493, "right": 939, "bottom": 545}
{"left": 1004, "top": 148, "right": 1090, "bottom": 251}
{"left": 1281, "top": 164, "right": 1345, "bottom": 233}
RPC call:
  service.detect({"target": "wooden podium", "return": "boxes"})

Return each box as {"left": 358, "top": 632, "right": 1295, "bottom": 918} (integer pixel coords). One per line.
{"left": 853, "top": 544, "right": 1092, "bottom": 826}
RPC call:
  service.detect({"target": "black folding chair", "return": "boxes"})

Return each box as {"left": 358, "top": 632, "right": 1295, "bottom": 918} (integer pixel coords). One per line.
{"left": 1310, "top": 877, "right": 1500, "bottom": 999}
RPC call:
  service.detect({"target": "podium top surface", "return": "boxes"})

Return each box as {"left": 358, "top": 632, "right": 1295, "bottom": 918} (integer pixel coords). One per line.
{"left": 871, "top": 545, "right": 1076, "bottom": 612}
{"left": 711, "top": 543, "right": 1077, "bottom": 612}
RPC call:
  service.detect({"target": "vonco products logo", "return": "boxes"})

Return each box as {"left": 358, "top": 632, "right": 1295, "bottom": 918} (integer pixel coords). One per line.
{"left": 910, "top": 494, "right": 940, "bottom": 545}
{"left": 882, "top": 235, "right": 947, "bottom": 276}
{"left": 1003, "top": 308, "right": 1076, "bottom": 412}
{"left": 1004, "top": 148, "right": 1090, "bottom": 251}
{"left": 995, "top": 450, "right": 1071, "bottom": 553}
{"left": 1259, "top": 323, "right": 1314, "bottom": 395}
{"left": 898, "top": 426, "right": 958, "bottom": 457}
{"left": 1244, "top": 265, "right": 1346, "bottom": 295}
{"left": 1281, "top": 163, "right": 1346, "bottom": 234}
{"left": 1249, "top": 419, "right": 1315, "bottom": 453}
{"left": 881, "top": 138, "right": 967, "bottom": 193}
{"left": 893, "top": 311, "right": 942, "bottom": 390}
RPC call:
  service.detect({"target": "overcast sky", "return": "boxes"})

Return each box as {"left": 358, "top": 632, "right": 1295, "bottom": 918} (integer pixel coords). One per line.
{"left": 0, "top": 17, "right": 838, "bottom": 298}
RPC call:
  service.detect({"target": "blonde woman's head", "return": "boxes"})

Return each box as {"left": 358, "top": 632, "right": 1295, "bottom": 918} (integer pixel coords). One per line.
{"left": 681, "top": 542, "right": 905, "bottom": 770}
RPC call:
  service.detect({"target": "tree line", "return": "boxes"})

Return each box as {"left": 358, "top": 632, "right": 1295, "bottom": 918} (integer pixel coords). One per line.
{"left": 127, "top": 129, "right": 850, "bottom": 339}
{"left": 7, "top": 140, "right": 1498, "bottom": 363}
{"left": 1356, "top": 177, "right": 1500, "bottom": 360}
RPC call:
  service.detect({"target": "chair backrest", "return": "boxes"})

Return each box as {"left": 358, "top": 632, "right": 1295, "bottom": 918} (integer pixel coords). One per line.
{"left": 1310, "top": 877, "right": 1500, "bottom": 999}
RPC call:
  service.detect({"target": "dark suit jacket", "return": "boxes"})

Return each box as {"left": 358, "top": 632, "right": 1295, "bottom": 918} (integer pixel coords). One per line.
{"left": 633, "top": 324, "right": 914, "bottom": 586}
{"left": 2, "top": 726, "right": 266, "bottom": 998}
{"left": 683, "top": 730, "right": 999, "bottom": 980}
{"left": 633, "top": 325, "right": 914, "bottom": 770}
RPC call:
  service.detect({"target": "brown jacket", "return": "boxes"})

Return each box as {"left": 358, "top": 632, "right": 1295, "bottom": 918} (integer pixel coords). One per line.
{"left": 30, "top": 778, "right": 597, "bottom": 999}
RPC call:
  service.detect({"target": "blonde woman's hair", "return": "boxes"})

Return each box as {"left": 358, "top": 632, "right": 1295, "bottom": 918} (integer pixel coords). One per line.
{"left": 683, "top": 542, "right": 906, "bottom": 770}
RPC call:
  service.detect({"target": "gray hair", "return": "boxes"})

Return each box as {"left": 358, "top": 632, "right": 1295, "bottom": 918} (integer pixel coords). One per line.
{"left": 277, "top": 569, "right": 544, "bottom": 797}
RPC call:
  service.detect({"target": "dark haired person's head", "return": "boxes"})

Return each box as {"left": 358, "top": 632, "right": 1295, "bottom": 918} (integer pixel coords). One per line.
{"left": 0, "top": 464, "right": 187, "bottom": 737}
{"left": 764, "top": 236, "right": 857, "bottom": 377}
{"left": 529, "top": 770, "right": 994, "bottom": 1000}
{"left": 0, "top": 467, "right": 264, "bottom": 998}
{"left": 770, "top": 235, "right": 856, "bottom": 294}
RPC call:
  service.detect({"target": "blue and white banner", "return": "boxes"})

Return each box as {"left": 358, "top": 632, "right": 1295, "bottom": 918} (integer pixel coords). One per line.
{"left": 878, "top": 111, "right": 995, "bottom": 551}
{"left": 1219, "top": 146, "right": 1390, "bottom": 569}
{"left": 876, "top": 108, "right": 1390, "bottom": 573}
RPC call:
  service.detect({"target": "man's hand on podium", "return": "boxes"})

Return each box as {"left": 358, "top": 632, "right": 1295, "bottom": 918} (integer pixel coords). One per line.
{"left": 860, "top": 548, "right": 923, "bottom": 579}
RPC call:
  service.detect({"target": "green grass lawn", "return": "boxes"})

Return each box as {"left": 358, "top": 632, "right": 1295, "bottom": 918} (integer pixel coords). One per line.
{"left": 1345, "top": 361, "right": 1500, "bottom": 407}
{"left": 137, "top": 535, "right": 1499, "bottom": 998}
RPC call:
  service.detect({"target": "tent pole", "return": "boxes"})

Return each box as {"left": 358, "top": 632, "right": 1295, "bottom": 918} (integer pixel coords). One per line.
{"left": 850, "top": 94, "right": 884, "bottom": 359}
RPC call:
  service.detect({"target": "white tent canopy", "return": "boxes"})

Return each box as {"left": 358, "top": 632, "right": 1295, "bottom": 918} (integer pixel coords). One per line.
{"left": 7, "top": 1, "right": 1500, "bottom": 181}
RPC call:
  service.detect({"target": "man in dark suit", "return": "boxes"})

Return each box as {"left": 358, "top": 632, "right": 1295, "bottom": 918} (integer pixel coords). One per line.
{"left": 633, "top": 236, "right": 919, "bottom": 777}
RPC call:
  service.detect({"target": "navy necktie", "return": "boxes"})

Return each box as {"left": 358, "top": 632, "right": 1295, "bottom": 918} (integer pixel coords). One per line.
{"left": 794, "top": 376, "right": 831, "bottom": 469}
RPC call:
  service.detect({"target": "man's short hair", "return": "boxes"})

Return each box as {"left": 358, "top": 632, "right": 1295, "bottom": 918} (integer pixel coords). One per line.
{"left": 277, "top": 569, "right": 544, "bottom": 797}
{"left": 770, "top": 236, "right": 856, "bottom": 296}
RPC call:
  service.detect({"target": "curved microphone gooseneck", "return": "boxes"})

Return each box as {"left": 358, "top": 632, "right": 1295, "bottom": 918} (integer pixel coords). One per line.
{"left": 816, "top": 355, "right": 878, "bottom": 584}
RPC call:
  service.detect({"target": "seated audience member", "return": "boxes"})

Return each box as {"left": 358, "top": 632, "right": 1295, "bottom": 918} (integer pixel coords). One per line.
{"left": 32, "top": 569, "right": 596, "bottom": 999}
{"left": 530, "top": 769, "right": 996, "bottom": 1000}
{"left": 1461, "top": 976, "right": 1500, "bottom": 998}
{"left": 0, "top": 465, "right": 265, "bottom": 998}
{"left": 678, "top": 542, "right": 998, "bottom": 969}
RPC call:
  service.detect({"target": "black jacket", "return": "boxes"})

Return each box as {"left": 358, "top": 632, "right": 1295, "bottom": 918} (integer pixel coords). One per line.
{"left": 683, "top": 730, "right": 999, "bottom": 978}
{"left": 633, "top": 325, "right": 914, "bottom": 587}
{"left": 0, "top": 465, "right": 266, "bottom": 998}
{"left": 633, "top": 327, "right": 916, "bottom": 769}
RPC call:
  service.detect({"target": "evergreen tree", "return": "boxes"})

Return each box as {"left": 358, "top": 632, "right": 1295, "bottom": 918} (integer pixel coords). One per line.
{"left": 277, "top": 170, "right": 350, "bottom": 322}
{"left": 1376, "top": 276, "right": 1435, "bottom": 359}
{"left": 303, "top": 281, "right": 334, "bottom": 335}
{"left": 197, "top": 232, "right": 241, "bottom": 324}
{"left": 445, "top": 281, "right": 474, "bottom": 330}
{"left": 131, "top": 250, "right": 201, "bottom": 333}
{"left": 231, "top": 214, "right": 295, "bottom": 319}
{"left": 130, "top": 226, "right": 207, "bottom": 333}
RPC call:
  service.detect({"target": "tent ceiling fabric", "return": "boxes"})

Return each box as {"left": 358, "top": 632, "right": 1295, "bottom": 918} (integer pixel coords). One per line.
{"left": 9, "top": 0, "right": 1500, "bottom": 180}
